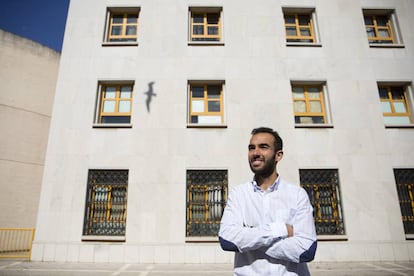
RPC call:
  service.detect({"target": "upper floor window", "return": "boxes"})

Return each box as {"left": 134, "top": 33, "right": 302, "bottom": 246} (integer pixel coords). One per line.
{"left": 188, "top": 81, "right": 225, "bottom": 127}
{"left": 363, "top": 9, "right": 403, "bottom": 46}
{"left": 189, "top": 7, "right": 223, "bottom": 45}
{"left": 82, "top": 170, "right": 128, "bottom": 241}
{"left": 186, "top": 170, "right": 228, "bottom": 238}
{"left": 104, "top": 7, "right": 139, "bottom": 45}
{"left": 378, "top": 84, "right": 413, "bottom": 126}
{"left": 283, "top": 8, "right": 320, "bottom": 46}
{"left": 300, "top": 169, "right": 346, "bottom": 237}
{"left": 394, "top": 169, "right": 414, "bottom": 238}
{"left": 94, "top": 82, "right": 134, "bottom": 126}
{"left": 291, "top": 82, "right": 331, "bottom": 126}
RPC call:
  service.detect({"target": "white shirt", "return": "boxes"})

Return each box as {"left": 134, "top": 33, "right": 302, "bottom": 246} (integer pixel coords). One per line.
{"left": 219, "top": 177, "right": 317, "bottom": 276}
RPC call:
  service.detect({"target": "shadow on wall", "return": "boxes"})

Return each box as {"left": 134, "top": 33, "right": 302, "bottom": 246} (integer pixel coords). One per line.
{"left": 144, "top": 81, "right": 156, "bottom": 113}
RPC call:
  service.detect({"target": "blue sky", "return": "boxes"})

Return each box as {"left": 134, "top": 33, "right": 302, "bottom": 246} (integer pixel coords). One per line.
{"left": 0, "top": 0, "right": 70, "bottom": 52}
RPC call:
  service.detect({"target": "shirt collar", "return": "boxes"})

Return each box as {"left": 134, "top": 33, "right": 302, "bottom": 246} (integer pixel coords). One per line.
{"left": 252, "top": 175, "right": 281, "bottom": 193}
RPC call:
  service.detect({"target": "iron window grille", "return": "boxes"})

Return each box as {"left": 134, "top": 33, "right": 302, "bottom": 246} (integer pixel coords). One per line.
{"left": 300, "top": 169, "right": 345, "bottom": 235}
{"left": 186, "top": 170, "right": 227, "bottom": 237}
{"left": 82, "top": 170, "right": 128, "bottom": 238}
{"left": 394, "top": 169, "right": 414, "bottom": 235}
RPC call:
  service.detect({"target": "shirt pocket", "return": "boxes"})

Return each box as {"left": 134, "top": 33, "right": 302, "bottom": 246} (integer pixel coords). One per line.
{"left": 271, "top": 208, "right": 297, "bottom": 224}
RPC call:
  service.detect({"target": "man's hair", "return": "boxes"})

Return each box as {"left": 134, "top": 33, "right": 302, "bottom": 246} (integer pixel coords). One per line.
{"left": 251, "top": 127, "right": 283, "bottom": 151}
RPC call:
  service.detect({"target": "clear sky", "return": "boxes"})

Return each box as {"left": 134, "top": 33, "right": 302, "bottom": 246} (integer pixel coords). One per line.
{"left": 0, "top": 0, "right": 70, "bottom": 52}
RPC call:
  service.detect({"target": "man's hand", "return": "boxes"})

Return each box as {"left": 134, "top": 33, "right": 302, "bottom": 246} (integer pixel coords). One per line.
{"left": 286, "top": 224, "right": 294, "bottom": 237}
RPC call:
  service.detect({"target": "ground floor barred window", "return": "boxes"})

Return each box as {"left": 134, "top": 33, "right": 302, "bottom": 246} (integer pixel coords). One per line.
{"left": 186, "top": 170, "right": 227, "bottom": 237}
{"left": 300, "top": 169, "right": 345, "bottom": 236}
{"left": 394, "top": 169, "right": 414, "bottom": 236}
{"left": 82, "top": 170, "right": 128, "bottom": 240}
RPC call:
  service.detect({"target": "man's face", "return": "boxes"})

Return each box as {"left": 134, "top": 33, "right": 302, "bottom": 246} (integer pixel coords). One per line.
{"left": 248, "top": 133, "right": 282, "bottom": 177}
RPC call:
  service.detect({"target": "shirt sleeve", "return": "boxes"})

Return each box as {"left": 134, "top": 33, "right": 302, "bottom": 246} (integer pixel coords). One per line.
{"left": 264, "top": 188, "right": 317, "bottom": 263}
{"left": 218, "top": 187, "right": 288, "bottom": 253}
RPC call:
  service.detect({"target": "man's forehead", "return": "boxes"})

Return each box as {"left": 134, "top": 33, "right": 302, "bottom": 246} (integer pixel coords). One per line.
{"left": 249, "top": 133, "right": 274, "bottom": 144}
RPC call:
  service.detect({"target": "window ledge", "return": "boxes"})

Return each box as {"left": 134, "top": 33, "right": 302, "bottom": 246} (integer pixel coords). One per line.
{"left": 187, "top": 124, "right": 227, "bottom": 129}
{"left": 317, "top": 235, "right": 348, "bottom": 241}
{"left": 286, "top": 42, "right": 322, "bottom": 47}
{"left": 295, "top": 124, "right": 334, "bottom": 128}
{"left": 102, "top": 42, "right": 139, "bottom": 47}
{"left": 82, "top": 235, "right": 125, "bottom": 242}
{"left": 93, "top": 123, "right": 132, "bottom": 128}
{"left": 385, "top": 124, "right": 414, "bottom": 128}
{"left": 405, "top": 234, "right": 414, "bottom": 240}
{"left": 186, "top": 237, "right": 219, "bottom": 243}
{"left": 369, "top": 43, "right": 405, "bottom": 48}
{"left": 188, "top": 41, "right": 225, "bottom": 46}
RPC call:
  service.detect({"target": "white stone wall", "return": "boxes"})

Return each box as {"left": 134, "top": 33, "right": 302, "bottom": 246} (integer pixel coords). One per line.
{"left": 0, "top": 30, "right": 60, "bottom": 227}
{"left": 32, "top": 0, "right": 414, "bottom": 262}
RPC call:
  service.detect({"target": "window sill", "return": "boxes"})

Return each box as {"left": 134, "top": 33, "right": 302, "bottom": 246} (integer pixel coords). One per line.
{"left": 188, "top": 41, "right": 225, "bottom": 46}
{"left": 405, "top": 234, "right": 414, "bottom": 240}
{"left": 102, "top": 42, "right": 139, "bottom": 47}
{"left": 93, "top": 123, "right": 132, "bottom": 128}
{"left": 286, "top": 42, "right": 322, "bottom": 47}
{"left": 295, "top": 124, "right": 334, "bottom": 128}
{"left": 369, "top": 43, "right": 405, "bottom": 48}
{"left": 82, "top": 235, "right": 125, "bottom": 242}
{"left": 187, "top": 124, "right": 227, "bottom": 129}
{"left": 385, "top": 124, "right": 414, "bottom": 128}
{"left": 186, "top": 237, "right": 219, "bottom": 243}
{"left": 317, "top": 235, "right": 348, "bottom": 241}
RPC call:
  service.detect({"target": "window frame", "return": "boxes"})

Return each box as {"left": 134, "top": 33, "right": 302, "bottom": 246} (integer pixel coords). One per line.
{"left": 82, "top": 169, "right": 129, "bottom": 242}
{"left": 299, "top": 169, "right": 347, "bottom": 240}
{"left": 291, "top": 81, "right": 332, "bottom": 128}
{"left": 283, "top": 7, "right": 321, "bottom": 47}
{"left": 394, "top": 168, "right": 414, "bottom": 239}
{"left": 362, "top": 9, "right": 404, "bottom": 47}
{"left": 103, "top": 7, "right": 140, "bottom": 46}
{"left": 187, "top": 80, "right": 226, "bottom": 128}
{"left": 186, "top": 169, "right": 228, "bottom": 241}
{"left": 188, "top": 7, "right": 224, "bottom": 45}
{"left": 93, "top": 81, "right": 134, "bottom": 128}
{"left": 377, "top": 82, "right": 414, "bottom": 127}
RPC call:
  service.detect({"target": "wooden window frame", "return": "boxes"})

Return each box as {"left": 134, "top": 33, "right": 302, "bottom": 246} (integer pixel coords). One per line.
{"left": 103, "top": 7, "right": 139, "bottom": 45}
{"left": 364, "top": 13, "right": 394, "bottom": 44}
{"left": 378, "top": 84, "right": 413, "bottom": 126}
{"left": 189, "top": 7, "right": 223, "bottom": 45}
{"left": 292, "top": 83, "right": 328, "bottom": 125}
{"left": 188, "top": 81, "right": 225, "bottom": 127}
{"left": 186, "top": 169, "right": 228, "bottom": 240}
{"left": 284, "top": 13, "right": 315, "bottom": 43}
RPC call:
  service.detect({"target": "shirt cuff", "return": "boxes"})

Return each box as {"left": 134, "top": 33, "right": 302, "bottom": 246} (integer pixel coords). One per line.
{"left": 269, "top": 222, "right": 288, "bottom": 238}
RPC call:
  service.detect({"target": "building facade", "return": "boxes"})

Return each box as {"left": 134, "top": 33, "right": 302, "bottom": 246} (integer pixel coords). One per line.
{"left": 0, "top": 30, "right": 60, "bottom": 228}
{"left": 32, "top": 0, "right": 414, "bottom": 263}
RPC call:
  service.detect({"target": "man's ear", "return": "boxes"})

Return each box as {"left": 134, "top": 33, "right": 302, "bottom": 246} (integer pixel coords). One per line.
{"left": 275, "top": 150, "right": 283, "bottom": 161}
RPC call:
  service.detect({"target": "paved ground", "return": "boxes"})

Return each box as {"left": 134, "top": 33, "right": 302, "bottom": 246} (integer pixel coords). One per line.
{"left": 0, "top": 260, "right": 414, "bottom": 275}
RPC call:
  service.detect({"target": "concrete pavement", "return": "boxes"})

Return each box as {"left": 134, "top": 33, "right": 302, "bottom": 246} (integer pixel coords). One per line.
{"left": 1, "top": 260, "right": 414, "bottom": 275}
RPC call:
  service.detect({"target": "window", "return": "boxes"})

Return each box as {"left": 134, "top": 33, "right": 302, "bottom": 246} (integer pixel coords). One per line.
{"left": 82, "top": 170, "right": 128, "bottom": 240}
{"left": 95, "top": 82, "right": 134, "bottom": 125}
{"left": 300, "top": 169, "right": 346, "bottom": 236}
{"left": 186, "top": 170, "right": 228, "bottom": 237}
{"left": 378, "top": 84, "right": 413, "bottom": 125}
{"left": 363, "top": 10, "right": 402, "bottom": 46}
{"left": 189, "top": 7, "right": 223, "bottom": 44}
{"left": 188, "top": 81, "right": 225, "bottom": 126}
{"left": 104, "top": 8, "right": 139, "bottom": 44}
{"left": 291, "top": 83, "right": 329, "bottom": 125}
{"left": 394, "top": 169, "right": 414, "bottom": 237}
{"left": 283, "top": 8, "right": 319, "bottom": 45}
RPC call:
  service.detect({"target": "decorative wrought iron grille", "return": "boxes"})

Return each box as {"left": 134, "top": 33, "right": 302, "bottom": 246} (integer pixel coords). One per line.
{"left": 186, "top": 170, "right": 227, "bottom": 237}
{"left": 300, "top": 169, "right": 345, "bottom": 235}
{"left": 394, "top": 169, "right": 414, "bottom": 235}
{"left": 83, "top": 170, "right": 128, "bottom": 237}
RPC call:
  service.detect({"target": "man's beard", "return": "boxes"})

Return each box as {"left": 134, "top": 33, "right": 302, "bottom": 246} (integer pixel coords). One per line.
{"left": 249, "top": 154, "right": 276, "bottom": 178}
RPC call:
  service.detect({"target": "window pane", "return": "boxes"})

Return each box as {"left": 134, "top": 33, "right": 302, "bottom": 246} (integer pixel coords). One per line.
{"left": 378, "top": 29, "right": 390, "bottom": 38}
{"left": 384, "top": 116, "right": 410, "bottom": 124}
{"left": 112, "top": 15, "right": 123, "bottom": 24}
{"left": 298, "top": 15, "right": 310, "bottom": 25}
{"left": 286, "top": 26, "right": 297, "bottom": 36}
{"left": 310, "top": 101, "right": 322, "bottom": 113}
{"left": 285, "top": 15, "right": 295, "bottom": 24}
{"left": 208, "top": 27, "right": 218, "bottom": 35}
{"left": 193, "top": 26, "right": 204, "bottom": 35}
{"left": 300, "top": 28, "right": 311, "bottom": 36}
{"left": 127, "top": 15, "right": 137, "bottom": 24}
{"left": 207, "top": 13, "right": 219, "bottom": 24}
{"left": 207, "top": 86, "right": 221, "bottom": 98}
{"left": 101, "top": 116, "right": 131, "bottom": 124}
{"left": 103, "top": 101, "right": 116, "bottom": 112}
{"left": 193, "top": 14, "right": 204, "bottom": 23}
{"left": 308, "top": 87, "right": 320, "bottom": 98}
{"left": 111, "top": 26, "right": 122, "bottom": 36}
{"left": 126, "top": 26, "right": 137, "bottom": 35}
{"left": 120, "top": 87, "right": 132, "bottom": 98}
{"left": 376, "top": 16, "right": 388, "bottom": 26}
{"left": 192, "top": 100, "right": 205, "bottom": 112}
{"left": 366, "top": 28, "right": 375, "bottom": 37}
{"left": 393, "top": 102, "right": 407, "bottom": 113}
{"left": 294, "top": 101, "right": 306, "bottom": 112}
{"left": 105, "top": 87, "right": 116, "bottom": 98}
{"left": 119, "top": 100, "right": 131, "bottom": 112}
{"left": 381, "top": 102, "right": 392, "bottom": 113}
{"left": 192, "top": 87, "right": 204, "bottom": 98}
{"left": 391, "top": 88, "right": 404, "bottom": 98}
{"left": 292, "top": 87, "right": 305, "bottom": 98}
{"left": 379, "top": 87, "right": 389, "bottom": 98}
{"left": 364, "top": 16, "right": 374, "bottom": 25}
{"left": 208, "top": 101, "right": 220, "bottom": 112}
{"left": 198, "top": 115, "right": 222, "bottom": 124}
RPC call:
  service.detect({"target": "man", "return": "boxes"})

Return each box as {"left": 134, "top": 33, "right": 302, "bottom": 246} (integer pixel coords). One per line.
{"left": 219, "top": 127, "right": 317, "bottom": 275}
